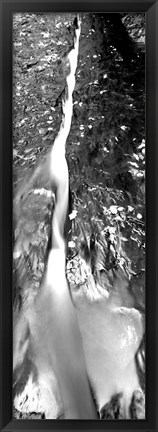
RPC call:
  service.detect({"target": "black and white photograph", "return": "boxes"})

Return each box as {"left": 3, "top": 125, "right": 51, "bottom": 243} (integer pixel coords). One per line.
{"left": 13, "top": 12, "right": 146, "bottom": 420}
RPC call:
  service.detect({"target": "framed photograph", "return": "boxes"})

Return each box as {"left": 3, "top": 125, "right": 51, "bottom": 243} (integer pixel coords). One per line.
{"left": 0, "top": 0, "right": 157, "bottom": 431}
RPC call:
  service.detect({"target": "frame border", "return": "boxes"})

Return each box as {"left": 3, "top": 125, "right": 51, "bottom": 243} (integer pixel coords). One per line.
{"left": 0, "top": 1, "right": 158, "bottom": 432}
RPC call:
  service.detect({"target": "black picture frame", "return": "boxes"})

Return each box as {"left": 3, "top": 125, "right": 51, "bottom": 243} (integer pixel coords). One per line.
{"left": 0, "top": 0, "right": 157, "bottom": 431}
